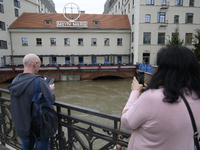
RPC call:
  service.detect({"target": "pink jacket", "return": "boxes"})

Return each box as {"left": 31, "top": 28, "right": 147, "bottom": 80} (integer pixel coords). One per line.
{"left": 121, "top": 89, "right": 200, "bottom": 150}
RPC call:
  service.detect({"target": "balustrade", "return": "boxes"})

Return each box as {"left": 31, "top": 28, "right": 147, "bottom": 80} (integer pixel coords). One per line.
{"left": 0, "top": 88, "right": 131, "bottom": 150}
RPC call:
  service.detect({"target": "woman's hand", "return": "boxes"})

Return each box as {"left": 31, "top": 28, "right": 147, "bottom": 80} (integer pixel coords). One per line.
{"left": 131, "top": 77, "right": 143, "bottom": 92}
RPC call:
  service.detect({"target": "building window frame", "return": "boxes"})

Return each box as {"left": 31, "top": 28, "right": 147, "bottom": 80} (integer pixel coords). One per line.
{"left": 157, "top": 12, "right": 166, "bottom": 23}
{"left": 132, "top": 32, "right": 134, "bottom": 42}
{"left": 185, "top": 33, "right": 193, "bottom": 45}
{"left": 133, "top": 0, "right": 135, "bottom": 7}
{"left": 36, "top": 38, "right": 42, "bottom": 45}
{"left": 185, "top": 13, "right": 193, "bottom": 23}
{"left": 0, "top": 0, "right": 3, "bottom": 2}
{"left": 0, "top": 21, "right": 5, "bottom": 31}
{"left": 0, "top": 4, "right": 4, "bottom": 13}
{"left": 15, "top": 8, "right": 19, "bottom": 17}
{"left": 175, "top": 0, "right": 183, "bottom": 6}
{"left": 161, "top": 0, "right": 167, "bottom": 5}
{"left": 104, "top": 38, "right": 109, "bottom": 46}
{"left": 91, "top": 38, "right": 97, "bottom": 46}
{"left": 146, "top": 0, "right": 154, "bottom": 5}
{"left": 118, "top": 2, "right": 120, "bottom": 9}
{"left": 64, "top": 38, "right": 70, "bottom": 45}
{"left": 22, "top": 38, "right": 28, "bottom": 46}
{"left": 143, "top": 32, "right": 151, "bottom": 44}
{"left": 157, "top": 33, "right": 165, "bottom": 45}
{"left": 128, "top": 3, "right": 130, "bottom": 12}
{"left": 78, "top": 38, "right": 83, "bottom": 46}
{"left": 50, "top": 38, "right": 56, "bottom": 45}
{"left": 117, "top": 38, "right": 122, "bottom": 46}
{"left": 145, "top": 14, "right": 151, "bottom": 23}
{"left": 14, "top": 0, "right": 20, "bottom": 8}
{"left": 174, "top": 15, "right": 179, "bottom": 23}
{"left": 189, "top": 0, "right": 194, "bottom": 6}
{"left": 0, "top": 40, "right": 7, "bottom": 49}
{"left": 132, "top": 14, "right": 134, "bottom": 24}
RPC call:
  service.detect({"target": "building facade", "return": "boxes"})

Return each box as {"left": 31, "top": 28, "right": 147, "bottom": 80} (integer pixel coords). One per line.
{"left": 104, "top": 0, "right": 200, "bottom": 64}
{"left": 0, "top": 0, "right": 56, "bottom": 66}
{"left": 6, "top": 13, "right": 131, "bottom": 66}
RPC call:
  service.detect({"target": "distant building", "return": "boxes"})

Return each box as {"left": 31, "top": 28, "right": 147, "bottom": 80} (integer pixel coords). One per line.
{"left": 5, "top": 13, "right": 131, "bottom": 66}
{"left": 104, "top": 0, "right": 200, "bottom": 64}
{"left": 0, "top": 0, "right": 56, "bottom": 66}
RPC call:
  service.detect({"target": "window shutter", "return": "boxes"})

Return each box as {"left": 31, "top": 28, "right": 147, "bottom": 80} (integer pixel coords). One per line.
{"left": 1, "top": 4, "right": 4, "bottom": 13}
{"left": 2, "top": 22, "right": 5, "bottom": 30}
{"left": 185, "top": 14, "right": 188, "bottom": 23}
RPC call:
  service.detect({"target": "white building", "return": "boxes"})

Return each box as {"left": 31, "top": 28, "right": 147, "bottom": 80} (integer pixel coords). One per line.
{"left": 5, "top": 13, "right": 131, "bottom": 66}
{"left": 0, "top": 0, "right": 56, "bottom": 66}
{"left": 104, "top": 0, "right": 200, "bottom": 64}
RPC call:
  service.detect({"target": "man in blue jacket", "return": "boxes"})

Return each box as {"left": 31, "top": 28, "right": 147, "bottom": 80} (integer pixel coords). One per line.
{"left": 7, "top": 53, "right": 55, "bottom": 150}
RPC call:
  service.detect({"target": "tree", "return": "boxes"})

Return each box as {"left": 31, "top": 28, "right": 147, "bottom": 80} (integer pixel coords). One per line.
{"left": 192, "top": 29, "right": 200, "bottom": 61}
{"left": 166, "top": 26, "right": 184, "bottom": 46}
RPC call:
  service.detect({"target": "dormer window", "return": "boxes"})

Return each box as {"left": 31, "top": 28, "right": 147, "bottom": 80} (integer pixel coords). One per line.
{"left": 93, "top": 21, "right": 99, "bottom": 25}
{"left": 45, "top": 20, "right": 51, "bottom": 25}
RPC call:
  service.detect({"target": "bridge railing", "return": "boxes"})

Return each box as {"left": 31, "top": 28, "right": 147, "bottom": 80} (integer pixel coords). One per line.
{"left": 0, "top": 64, "right": 138, "bottom": 73}
{"left": 0, "top": 88, "right": 131, "bottom": 150}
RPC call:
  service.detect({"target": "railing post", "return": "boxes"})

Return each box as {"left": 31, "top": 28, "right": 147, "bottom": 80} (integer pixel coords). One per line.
{"left": 0, "top": 92, "right": 5, "bottom": 146}
{"left": 57, "top": 106, "right": 63, "bottom": 150}
{"left": 113, "top": 120, "right": 118, "bottom": 145}
{"left": 67, "top": 109, "right": 73, "bottom": 150}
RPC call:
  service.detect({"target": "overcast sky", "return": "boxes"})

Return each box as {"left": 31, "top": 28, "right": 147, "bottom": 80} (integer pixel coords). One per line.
{"left": 53, "top": 0, "right": 105, "bottom": 14}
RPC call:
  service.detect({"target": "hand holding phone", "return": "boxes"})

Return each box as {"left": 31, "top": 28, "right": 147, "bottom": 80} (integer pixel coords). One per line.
{"left": 44, "top": 75, "right": 55, "bottom": 85}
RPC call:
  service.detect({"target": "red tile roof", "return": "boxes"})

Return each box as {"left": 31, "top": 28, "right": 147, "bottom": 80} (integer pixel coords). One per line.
{"left": 9, "top": 13, "right": 131, "bottom": 29}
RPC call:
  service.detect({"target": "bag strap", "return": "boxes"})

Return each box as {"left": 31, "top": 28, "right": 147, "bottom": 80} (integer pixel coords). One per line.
{"left": 115, "top": 120, "right": 121, "bottom": 146}
{"left": 179, "top": 93, "right": 200, "bottom": 150}
{"left": 34, "top": 77, "right": 40, "bottom": 94}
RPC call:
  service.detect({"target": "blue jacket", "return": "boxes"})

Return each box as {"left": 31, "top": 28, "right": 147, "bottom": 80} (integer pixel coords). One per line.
{"left": 7, "top": 73, "right": 55, "bottom": 137}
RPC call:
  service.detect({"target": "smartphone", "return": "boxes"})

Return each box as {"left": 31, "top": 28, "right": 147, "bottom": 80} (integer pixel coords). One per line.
{"left": 44, "top": 75, "right": 55, "bottom": 85}
{"left": 135, "top": 70, "right": 144, "bottom": 86}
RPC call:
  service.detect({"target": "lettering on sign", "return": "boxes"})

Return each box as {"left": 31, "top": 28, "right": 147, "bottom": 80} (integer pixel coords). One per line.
{"left": 57, "top": 21, "right": 88, "bottom": 28}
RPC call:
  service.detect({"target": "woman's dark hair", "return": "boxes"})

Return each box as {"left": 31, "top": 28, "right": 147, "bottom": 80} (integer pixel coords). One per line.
{"left": 146, "top": 46, "right": 200, "bottom": 103}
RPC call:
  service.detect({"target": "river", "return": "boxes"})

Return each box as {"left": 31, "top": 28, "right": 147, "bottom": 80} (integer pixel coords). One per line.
{"left": 0, "top": 78, "right": 133, "bottom": 115}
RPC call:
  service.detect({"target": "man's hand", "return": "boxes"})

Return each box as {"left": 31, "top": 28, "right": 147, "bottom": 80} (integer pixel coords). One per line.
{"left": 49, "top": 84, "right": 55, "bottom": 91}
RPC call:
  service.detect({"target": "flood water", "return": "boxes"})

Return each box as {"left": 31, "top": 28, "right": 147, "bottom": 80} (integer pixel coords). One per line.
{"left": 0, "top": 78, "right": 133, "bottom": 115}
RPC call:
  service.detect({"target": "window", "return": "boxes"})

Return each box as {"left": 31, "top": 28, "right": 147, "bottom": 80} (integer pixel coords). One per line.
{"left": 50, "top": 38, "right": 56, "bottom": 45}
{"left": 146, "top": 0, "right": 154, "bottom": 5}
{"left": 0, "top": 21, "right": 5, "bottom": 30}
{"left": 79, "top": 57, "right": 83, "bottom": 63}
{"left": 104, "top": 38, "right": 109, "bottom": 46}
{"left": 93, "top": 21, "right": 99, "bottom": 25}
{"left": 22, "top": 38, "right": 28, "bottom": 46}
{"left": 91, "top": 38, "right": 97, "bottom": 46}
{"left": 0, "top": 4, "right": 4, "bottom": 13}
{"left": 157, "top": 12, "right": 166, "bottom": 23}
{"left": 36, "top": 38, "right": 42, "bottom": 45}
{"left": 78, "top": 38, "right": 83, "bottom": 45}
{"left": 52, "top": 56, "right": 57, "bottom": 64}
{"left": 115, "top": 5, "right": 117, "bottom": 13}
{"left": 0, "top": 40, "right": 7, "bottom": 49}
{"left": 186, "top": 13, "right": 193, "bottom": 23}
{"left": 161, "top": 0, "right": 166, "bottom": 5}
{"left": 118, "top": 2, "right": 120, "bottom": 9}
{"left": 64, "top": 38, "right": 70, "bottom": 45}
{"left": 65, "top": 56, "right": 70, "bottom": 62}
{"left": 0, "top": 0, "right": 3, "bottom": 2}
{"left": 174, "top": 15, "right": 179, "bottom": 23}
{"left": 124, "top": 9, "right": 126, "bottom": 14}
{"left": 145, "top": 14, "right": 151, "bottom": 23}
{"left": 128, "top": 3, "right": 130, "bottom": 12}
{"left": 133, "top": 0, "right": 135, "bottom": 7}
{"left": 189, "top": 0, "right": 194, "bottom": 6}
{"left": 105, "top": 56, "right": 109, "bottom": 62}
{"left": 175, "top": 0, "right": 183, "bottom": 6}
{"left": 117, "top": 38, "right": 122, "bottom": 45}
{"left": 143, "top": 32, "right": 151, "bottom": 44}
{"left": 92, "top": 56, "right": 96, "bottom": 64}
{"left": 132, "top": 32, "right": 134, "bottom": 42}
{"left": 45, "top": 20, "right": 51, "bottom": 25}
{"left": 158, "top": 33, "right": 165, "bottom": 44}
{"left": 132, "top": 14, "right": 134, "bottom": 24}
{"left": 117, "top": 56, "right": 122, "bottom": 63}
{"left": 185, "top": 33, "right": 192, "bottom": 44}
{"left": 143, "top": 53, "right": 150, "bottom": 64}
{"left": 15, "top": 9, "right": 19, "bottom": 17}
{"left": 14, "top": 0, "right": 20, "bottom": 8}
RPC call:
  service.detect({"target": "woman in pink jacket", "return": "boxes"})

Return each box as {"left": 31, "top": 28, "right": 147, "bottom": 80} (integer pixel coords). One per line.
{"left": 121, "top": 46, "right": 200, "bottom": 150}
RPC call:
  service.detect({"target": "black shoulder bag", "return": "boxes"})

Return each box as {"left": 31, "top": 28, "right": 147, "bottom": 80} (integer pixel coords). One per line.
{"left": 179, "top": 93, "right": 200, "bottom": 150}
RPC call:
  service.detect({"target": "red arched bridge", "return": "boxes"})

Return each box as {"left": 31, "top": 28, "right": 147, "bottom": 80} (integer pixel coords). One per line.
{"left": 0, "top": 64, "right": 137, "bottom": 83}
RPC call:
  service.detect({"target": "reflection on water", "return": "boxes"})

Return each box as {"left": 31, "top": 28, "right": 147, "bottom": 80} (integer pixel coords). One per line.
{"left": 0, "top": 79, "right": 132, "bottom": 115}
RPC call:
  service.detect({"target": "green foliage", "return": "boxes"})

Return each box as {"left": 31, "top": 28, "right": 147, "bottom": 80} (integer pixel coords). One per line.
{"left": 192, "top": 29, "right": 200, "bottom": 61}
{"left": 166, "top": 26, "right": 184, "bottom": 46}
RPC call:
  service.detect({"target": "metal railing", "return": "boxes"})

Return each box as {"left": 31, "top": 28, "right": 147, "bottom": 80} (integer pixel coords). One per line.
{"left": 0, "top": 88, "right": 131, "bottom": 150}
